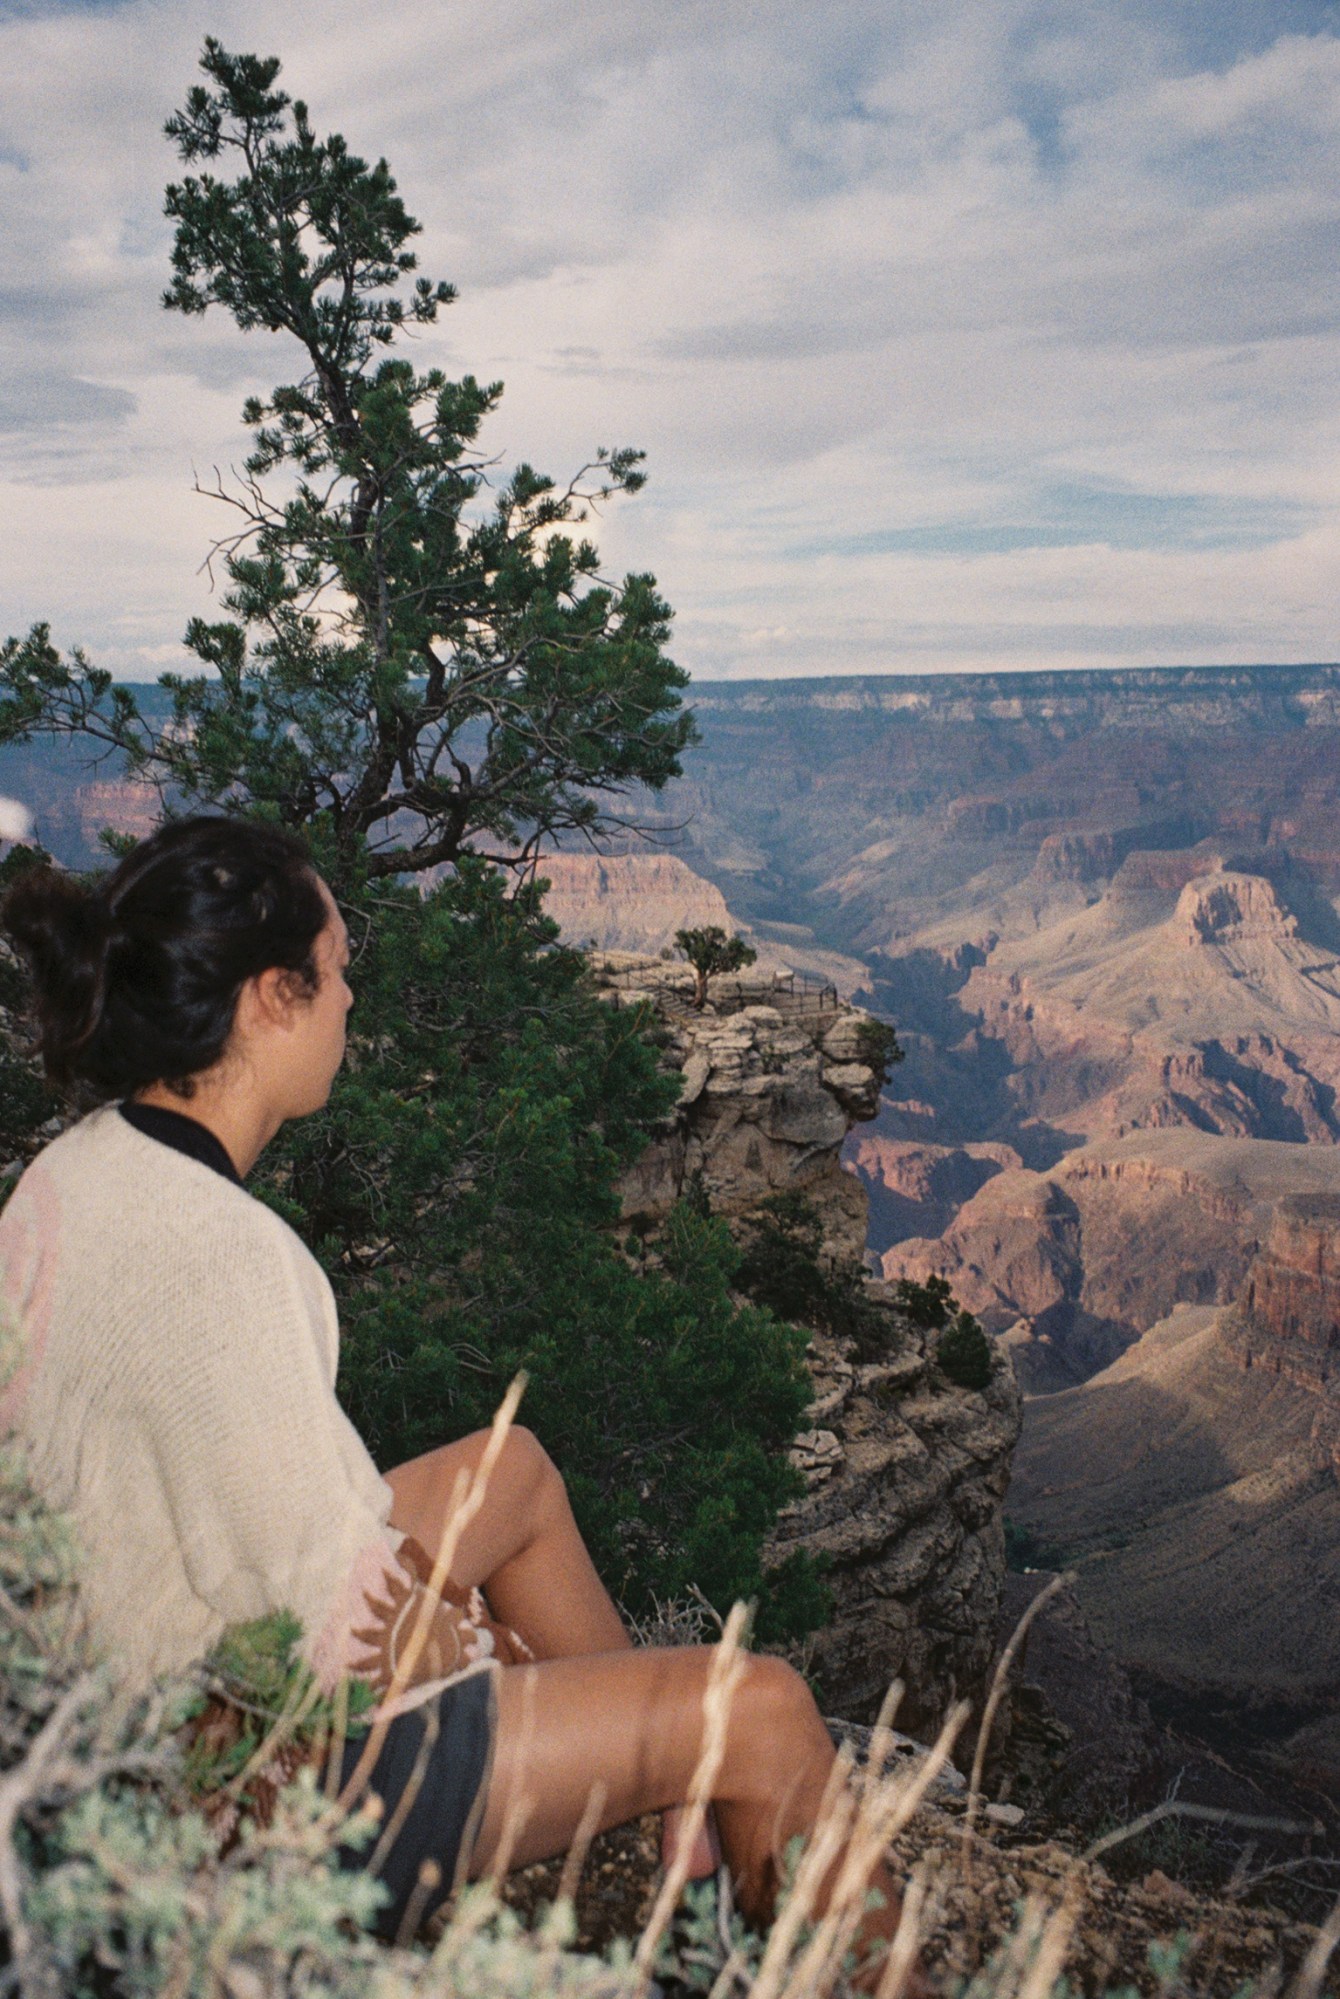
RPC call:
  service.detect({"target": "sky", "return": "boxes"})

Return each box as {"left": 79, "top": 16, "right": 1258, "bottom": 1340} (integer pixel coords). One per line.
{"left": 0, "top": 0, "right": 1338, "bottom": 682}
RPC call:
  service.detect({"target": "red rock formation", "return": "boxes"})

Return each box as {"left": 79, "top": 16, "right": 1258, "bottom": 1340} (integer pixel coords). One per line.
{"left": 1237, "top": 1195, "right": 1340, "bottom": 1480}
{"left": 537, "top": 852, "right": 737, "bottom": 957}
{"left": 1244, "top": 1193, "right": 1340, "bottom": 1359}
{"left": 845, "top": 1134, "right": 1019, "bottom": 1245}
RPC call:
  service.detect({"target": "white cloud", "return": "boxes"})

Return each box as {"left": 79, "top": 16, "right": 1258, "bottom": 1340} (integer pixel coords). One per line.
{"left": 0, "top": 0, "right": 1337, "bottom": 678}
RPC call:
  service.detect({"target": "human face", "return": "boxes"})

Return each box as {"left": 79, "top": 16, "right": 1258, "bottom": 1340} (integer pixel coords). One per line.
{"left": 281, "top": 881, "right": 355, "bottom": 1117}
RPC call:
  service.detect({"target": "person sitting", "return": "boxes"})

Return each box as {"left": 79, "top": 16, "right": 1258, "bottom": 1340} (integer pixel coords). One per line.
{"left": 0, "top": 814, "right": 918, "bottom": 1980}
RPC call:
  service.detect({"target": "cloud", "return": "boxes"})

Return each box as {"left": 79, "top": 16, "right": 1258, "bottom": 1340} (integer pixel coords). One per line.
{"left": 0, "top": 0, "right": 1337, "bottom": 678}
{"left": 0, "top": 371, "right": 136, "bottom": 431}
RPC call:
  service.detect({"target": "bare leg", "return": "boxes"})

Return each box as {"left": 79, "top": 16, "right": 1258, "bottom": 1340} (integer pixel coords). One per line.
{"left": 385, "top": 1426, "right": 627, "bottom": 1660}
{"left": 472, "top": 1647, "right": 909, "bottom": 1982}
{"left": 386, "top": 1428, "right": 714, "bottom": 1874}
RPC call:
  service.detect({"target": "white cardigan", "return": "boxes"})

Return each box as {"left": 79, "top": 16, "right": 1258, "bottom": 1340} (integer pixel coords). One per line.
{"left": 0, "top": 1107, "right": 407, "bottom": 1692}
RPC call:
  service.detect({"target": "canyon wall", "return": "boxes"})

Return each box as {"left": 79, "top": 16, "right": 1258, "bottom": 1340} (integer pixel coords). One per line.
{"left": 1005, "top": 1183, "right": 1340, "bottom": 1758}
{"left": 538, "top": 853, "right": 738, "bottom": 958}
{"left": 1236, "top": 1193, "right": 1340, "bottom": 1476}
{"left": 882, "top": 1132, "right": 1340, "bottom": 1392}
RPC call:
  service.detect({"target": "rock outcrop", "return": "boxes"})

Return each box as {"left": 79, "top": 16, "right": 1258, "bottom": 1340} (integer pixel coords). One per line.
{"left": 1005, "top": 1187, "right": 1340, "bottom": 1744}
{"left": 1235, "top": 1194, "right": 1340, "bottom": 1481}
{"left": 598, "top": 952, "right": 1022, "bottom": 1731}
{"left": 1176, "top": 869, "right": 1302, "bottom": 945}
{"left": 845, "top": 1134, "right": 1020, "bottom": 1246}
{"left": 595, "top": 952, "right": 881, "bottom": 1260}
{"left": 1242, "top": 1193, "right": 1340, "bottom": 1367}
{"left": 884, "top": 1131, "right": 1340, "bottom": 1392}
{"left": 1008, "top": 1298, "right": 1340, "bottom": 1730}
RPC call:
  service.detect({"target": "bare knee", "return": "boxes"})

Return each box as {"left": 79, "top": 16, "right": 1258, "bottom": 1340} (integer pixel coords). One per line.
{"left": 500, "top": 1425, "right": 568, "bottom": 1526}
{"left": 728, "top": 1655, "right": 833, "bottom": 1788}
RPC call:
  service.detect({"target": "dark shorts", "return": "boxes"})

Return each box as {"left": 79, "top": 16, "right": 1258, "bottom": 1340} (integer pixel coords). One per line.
{"left": 333, "top": 1667, "right": 497, "bottom": 1941}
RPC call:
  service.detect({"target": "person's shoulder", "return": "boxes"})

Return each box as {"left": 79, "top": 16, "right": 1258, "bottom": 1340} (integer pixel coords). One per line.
{"left": 21, "top": 1106, "right": 242, "bottom": 1204}
{"left": 6, "top": 1108, "right": 297, "bottom": 1261}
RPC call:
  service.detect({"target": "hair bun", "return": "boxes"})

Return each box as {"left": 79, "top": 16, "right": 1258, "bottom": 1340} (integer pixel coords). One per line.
{"left": 1, "top": 866, "right": 115, "bottom": 1083}
{"left": 1, "top": 817, "right": 326, "bottom": 1099}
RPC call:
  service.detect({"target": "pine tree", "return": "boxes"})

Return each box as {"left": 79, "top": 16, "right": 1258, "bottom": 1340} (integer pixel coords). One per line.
{"left": 0, "top": 40, "right": 695, "bottom": 885}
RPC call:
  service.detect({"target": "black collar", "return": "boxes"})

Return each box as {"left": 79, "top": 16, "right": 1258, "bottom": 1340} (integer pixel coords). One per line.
{"left": 119, "top": 1101, "right": 244, "bottom": 1187}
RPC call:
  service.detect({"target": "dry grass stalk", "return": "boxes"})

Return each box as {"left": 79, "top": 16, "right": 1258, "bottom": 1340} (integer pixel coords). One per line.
{"left": 747, "top": 1746, "right": 856, "bottom": 1999}
{"left": 1084, "top": 1799, "right": 1321, "bottom": 1865}
{"left": 530, "top": 1780, "right": 611, "bottom": 1991}
{"left": 394, "top": 1857, "right": 443, "bottom": 1949}
{"left": 368, "top": 1692, "right": 442, "bottom": 1878}
{"left": 975, "top": 1896, "right": 1051, "bottom": 1999}
{"left": 874, "top": 1862, "right": 930, "bottom": 1999}
{"left": 551, "top": 1779, "right": 610, "bottom": 1922}
{"left": 428, "top": 1675, "right": 539, "bottom": 1995}
{"left": 429, "top": 1875, "right": 506, "bottom": 1976}
{"left": 962, "top": 1570, "right": 1073, "bottom": 1873}
{"left": 1013, "top": 1878, "right": 1082, "bottom": 1999}
{"left": 225, "top": 1660, "right": 326, "bottom": 1803}
{"left": 777, "top": 1702, "right": 968, "bottom": 1999}
{"left": 633, "top": 1600, "right": 752, "bottom": 1988}
{"left": 320, "top": 1667, "right": 351, "bottom": 1801}
{"left": 708, "top": 1948, "right": 749, "bottom": 1999}
{"left": 477, "top": 1659, "right": 540, "bottom": 1893}
{"left": 1289, "top": 1889, "right": 1340, "bottom": 1999}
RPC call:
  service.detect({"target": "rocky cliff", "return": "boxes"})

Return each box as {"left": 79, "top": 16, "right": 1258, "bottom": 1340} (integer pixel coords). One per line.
{"left": 593, "top": 951, "right": 882, "bottom": 1260}
{"left": 595, "top": 953, "right": 1022, "bottom": 1733}
{"left": 538, "top": 852, "right": 738, "bottom": 958}
{"left": 1236, "top": 1194, "right": 1340, "bottom": 1481}
{"left": 1242, "top": 1194, "right": 1340, "bottom": 1368}
{"left": 1006, "top": 1181, "right": 1340, "bottom": 1770}
{"left": 770, "top": 1311, "right": 1020, "bottom": 1733}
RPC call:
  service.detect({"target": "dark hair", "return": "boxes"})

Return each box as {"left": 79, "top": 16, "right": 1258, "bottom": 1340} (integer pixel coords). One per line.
{"left": 1, "top": 817, "right": 329, "bottom": 1096}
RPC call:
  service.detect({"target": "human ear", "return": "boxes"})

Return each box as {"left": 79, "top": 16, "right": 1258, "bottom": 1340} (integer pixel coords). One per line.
{"left": 239, "top": 965, "right": 306, "bottom": 1035}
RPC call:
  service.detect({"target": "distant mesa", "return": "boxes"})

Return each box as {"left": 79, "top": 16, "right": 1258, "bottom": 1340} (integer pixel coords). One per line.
{"left": 1176, "top": 869, "right": 1300, "bottom": 946}
{"left": 539, "top": 850, "right": 869, "bottom": 995}
{"left": 537, "top": 851, "right": 736, "bottom": 958}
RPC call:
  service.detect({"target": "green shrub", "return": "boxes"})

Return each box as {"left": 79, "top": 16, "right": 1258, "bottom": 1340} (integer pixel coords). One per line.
{"left": 891, "top": 1273, "right": 954, "bottom": 1330}
{"left": 734, "top": 1192, "right": 889, "bottom": 1360}
{"left": 1003, "top": 1518, "right": 1058, "bottom": 1573}
{"left": 853, "top": 1016, "right": 904, "bottom": 1086}
{"left": 936, "top": 1309, "right": 994, "bottom": 1391}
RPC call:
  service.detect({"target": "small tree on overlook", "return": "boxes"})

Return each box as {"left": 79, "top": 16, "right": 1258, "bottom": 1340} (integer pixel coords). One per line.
{"left": 675, "top": 925, "right": 757, "bottom": 1008}
{"left": 0, "top": 40, "right": 694, "bottom": 885}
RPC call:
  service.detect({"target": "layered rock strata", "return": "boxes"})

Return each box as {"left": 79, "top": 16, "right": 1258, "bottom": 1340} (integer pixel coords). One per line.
{"left": 598, "top": 952, "right": 1022, "bottom": 1730}
{"left": 771, "top": 1308, "right": 1020, "bottom": 1733}
{"left": 537, "top": 852, "right": 738, "bottom": 958}
{"left": 883, "top": 1131, "right": 1340, "bottom": 1393}
{"left": 1236, "top": 1193, "right": 1340, "bottom": 1476}
{"left": 1007, "top": 1189, "right": 1340, "bottom": 1732}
